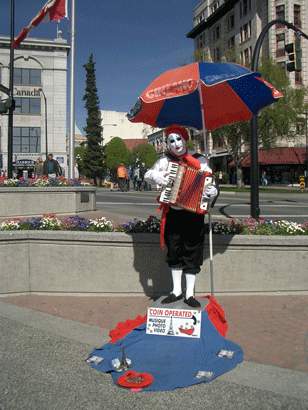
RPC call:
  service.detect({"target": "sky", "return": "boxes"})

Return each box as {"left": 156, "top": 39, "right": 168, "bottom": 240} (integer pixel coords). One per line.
{"left": 2, "top": 0, "right": 198, "bottom": 134}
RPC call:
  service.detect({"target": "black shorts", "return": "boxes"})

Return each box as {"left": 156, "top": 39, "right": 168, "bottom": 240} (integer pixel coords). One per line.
{"left": 164, "top": 207, "right": 205, "bottom": 274}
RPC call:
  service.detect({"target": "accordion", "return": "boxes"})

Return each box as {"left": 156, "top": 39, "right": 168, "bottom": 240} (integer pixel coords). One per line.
{"left": 159, "top": 161, "right": 213, "bottom": 214}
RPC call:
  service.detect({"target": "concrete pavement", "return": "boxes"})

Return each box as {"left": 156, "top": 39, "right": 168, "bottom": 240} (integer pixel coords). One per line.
{"left": 1, "top": 295, "right": 307, "bottom": 409}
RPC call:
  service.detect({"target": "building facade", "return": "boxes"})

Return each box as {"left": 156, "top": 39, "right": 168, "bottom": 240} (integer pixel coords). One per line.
{"left": 100, "top": 110, "right": 153, "bottom": 146}
{"left": 0, "top": 33, "right": 70, "bottom": 177}
{"left": 187, "top": 0, "right": 307, "bottom": 181}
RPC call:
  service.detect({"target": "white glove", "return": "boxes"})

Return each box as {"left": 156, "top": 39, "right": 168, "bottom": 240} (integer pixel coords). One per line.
{"left": 155, "top": 171, "right": 169, "bottom": 186}
{"left": 203, "top": 184, "right": 218, "bottom": 199}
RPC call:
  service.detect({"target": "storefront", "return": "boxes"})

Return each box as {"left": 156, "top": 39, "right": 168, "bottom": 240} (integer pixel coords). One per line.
{"left": 230, "top": 147, "right": 307, "bottom": 185}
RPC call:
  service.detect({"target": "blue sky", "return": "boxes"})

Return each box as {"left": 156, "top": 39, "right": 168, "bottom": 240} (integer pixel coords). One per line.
{"left": 2, "top": 0, "right": 197, "bottom": 134}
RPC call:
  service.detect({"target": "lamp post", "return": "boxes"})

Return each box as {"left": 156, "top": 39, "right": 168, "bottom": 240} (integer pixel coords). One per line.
{"left": 30, "top": 127, "right": 39, "bottom": 153}
{"left": 37, "top": 88, "right": 48, "bottom": 158}
{"left": 250, "top": 19, "right": 308, "bottom": 219}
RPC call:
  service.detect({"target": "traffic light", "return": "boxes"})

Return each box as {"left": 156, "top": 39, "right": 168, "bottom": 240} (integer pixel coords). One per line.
{"left": 0, "top": 98, "right": 15, "bottom": 114}
{"left": 285, "top": 37, "right": 301, "bottom": 72}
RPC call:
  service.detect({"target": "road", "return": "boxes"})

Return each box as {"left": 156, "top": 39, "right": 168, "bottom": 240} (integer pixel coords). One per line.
{"left": 96, "top": 188, "right": 308, "bottom": 224}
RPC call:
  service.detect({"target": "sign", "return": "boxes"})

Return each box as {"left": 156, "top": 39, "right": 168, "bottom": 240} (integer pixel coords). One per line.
{"left": 13, "top": 88, "right": 41, "bottom": 97}
{"left": 15, "top": 159, "right": 35, "bottom": 167}
{"left": 300, "top": 175, "right": 305, "bottom": 191}
{"left": 146, "top": 306, "right": 201, "bottom": 338}
{"left": 56, "top": 156, "right": 64, "bottom": 163}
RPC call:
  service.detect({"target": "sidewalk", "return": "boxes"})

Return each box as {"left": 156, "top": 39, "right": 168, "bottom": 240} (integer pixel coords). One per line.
{"left": 1, "top": 294, "right": 307, "bottom": 373}
{"left": 1, "top": 295, "right": 307, "bottom": 410}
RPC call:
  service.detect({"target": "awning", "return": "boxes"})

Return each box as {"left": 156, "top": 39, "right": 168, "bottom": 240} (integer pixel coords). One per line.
{"left": 229, "top": 147, "right": 307, "bottom": 167}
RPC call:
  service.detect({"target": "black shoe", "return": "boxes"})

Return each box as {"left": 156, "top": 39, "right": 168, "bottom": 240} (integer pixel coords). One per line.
{"left": 161, "top": 293, "right": 183, "bottom": 304}
{"left": 184, "top": 296, "right": 201, "bottom": 308}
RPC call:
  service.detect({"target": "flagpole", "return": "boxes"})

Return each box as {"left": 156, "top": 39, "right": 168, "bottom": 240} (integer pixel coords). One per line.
{"left": 7, "top": 0, "right": 14, "bottom": 179}
{"left": 68, "top": 0, "right": 75, "bottom": 179}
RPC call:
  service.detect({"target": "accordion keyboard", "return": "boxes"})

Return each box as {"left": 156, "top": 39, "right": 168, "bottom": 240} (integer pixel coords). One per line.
{"left": 159, "top": 162, "right": 184, "bottom": 204}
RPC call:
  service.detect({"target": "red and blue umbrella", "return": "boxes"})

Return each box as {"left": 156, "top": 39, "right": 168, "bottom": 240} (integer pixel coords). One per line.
{"left": 127, "top": 62, "right": 282, "bottom": 131}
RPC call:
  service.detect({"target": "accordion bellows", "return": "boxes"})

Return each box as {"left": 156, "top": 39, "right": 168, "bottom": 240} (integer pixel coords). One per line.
{"left": 159, "top": 161, "right": 213, "bottom": 214}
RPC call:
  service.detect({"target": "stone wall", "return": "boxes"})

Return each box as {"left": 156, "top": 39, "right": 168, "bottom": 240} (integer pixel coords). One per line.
{"left": 0, "top": 187, "right": 96, "bottom": 218}
{"left": 0, "top": 232, "right": 307, "bottom": 296}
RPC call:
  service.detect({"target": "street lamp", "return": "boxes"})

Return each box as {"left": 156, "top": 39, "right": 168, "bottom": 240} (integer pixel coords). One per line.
{"left": 37, "top": 88, "right": 48, "bottom": 158}
{"left": 30, "top": 128, "right": 40, "bottom": 153}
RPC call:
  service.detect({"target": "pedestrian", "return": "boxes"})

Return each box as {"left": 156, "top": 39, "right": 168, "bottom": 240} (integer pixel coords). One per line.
{"left": 261, "top": 171, "right": 268, "bottom": 187}
{"left": 110, "top": 164, "right": 118, "bottom": 191}
{"left": 133, "top": 166, "right": 140, "bottom": 190}
{"left": 126, "top": 166, "right": 131, "bottom": 191}
{"left": 219, "top": 170, "right": 223, "bottom": 185}
{"left": 117, "top": 162, "right": 128, "bottom": 192}
{"left": 139, "top": 162, "right": 147, "bottom": 191}
{"left": 144, "top": 125, "right": 218, "bottom": 308}
{"left": 43, "top": 153, "right": 60, "bottom": 178}
{"left": 34, "top": 156, "right": 44, "bottom": 178}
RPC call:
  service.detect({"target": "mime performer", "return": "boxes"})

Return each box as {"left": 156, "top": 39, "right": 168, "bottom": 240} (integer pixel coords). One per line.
{"left": 144, "top": 125, "right": 218, "bottom": 308}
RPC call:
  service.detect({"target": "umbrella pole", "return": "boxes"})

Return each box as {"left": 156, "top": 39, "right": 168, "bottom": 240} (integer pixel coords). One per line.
{"left": 198, "top": 81, "right": 214, "bottom": 296}
{"left": 208, "top": 211, "right": 214, "bottom": 296}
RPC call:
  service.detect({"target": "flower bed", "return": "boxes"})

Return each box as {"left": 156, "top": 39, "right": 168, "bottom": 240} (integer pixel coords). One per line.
{"left": 0, "top": 176, "right": 91, "bottom": 187}
{"left": 1, "top": 214, "right": 307, "bottom": 236}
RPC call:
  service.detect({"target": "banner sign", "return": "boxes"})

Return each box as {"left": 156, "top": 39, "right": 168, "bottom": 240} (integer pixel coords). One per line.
{"left": 146, "top": 306, "right": 201, "bottom": 338}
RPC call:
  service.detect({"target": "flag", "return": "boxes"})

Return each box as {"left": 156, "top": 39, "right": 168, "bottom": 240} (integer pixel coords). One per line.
{"left": 13, "top": 0, "right": 68, "bottom": 49}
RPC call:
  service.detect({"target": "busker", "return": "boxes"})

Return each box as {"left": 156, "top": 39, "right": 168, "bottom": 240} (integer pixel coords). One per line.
{"left": 144, "top": 125, "right": 218, "bottom": 308}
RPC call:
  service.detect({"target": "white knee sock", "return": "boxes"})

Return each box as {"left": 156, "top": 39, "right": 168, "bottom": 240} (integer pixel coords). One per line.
{"left": 171, "top": 268, "right": 183, "bottom": 297}
{"left": 185, "top": 274, "right": 196, "bottom": 299}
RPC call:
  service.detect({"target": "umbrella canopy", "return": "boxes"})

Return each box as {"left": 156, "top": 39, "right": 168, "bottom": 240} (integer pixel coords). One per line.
{"left": 127, "top": 62, "right": 282, "bottom": 131}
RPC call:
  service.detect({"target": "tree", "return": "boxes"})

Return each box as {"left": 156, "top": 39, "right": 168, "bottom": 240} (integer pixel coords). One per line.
{"left": 82, "top": 54, "right": 105, "bottom": 185}
{"left": 105, "top": 137, "right": 130, "bottom": 168}
{"left": 185, "top": 139, "right": 195, "bottom": 151}
{"left": 211, "top": 56, "right": 307, "bottom": 187}
{"left": 132, "top": 143, "right": 158, "bottom": 168}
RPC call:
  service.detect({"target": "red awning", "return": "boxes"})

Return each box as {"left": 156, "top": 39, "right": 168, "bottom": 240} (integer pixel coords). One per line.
{"left": 229, "top": 147, "right": 307, "bottom": 167}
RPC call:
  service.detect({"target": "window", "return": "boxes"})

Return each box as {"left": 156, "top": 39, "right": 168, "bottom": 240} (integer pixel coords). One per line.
{"left": 198, "top": 33, "right": 205, "bottom": 49}
{"left": 226, "top": 14, "right": 235, "bottom": 31}
{"left": 294, "top": 5, "right": 301, "bottom": 28}
{"left": 295, "top": 71, "right": 302, "bottom": 85}
{"left": 241, "top": 21, "right": 251, "bottom": 42}
{"left": 213, "top": 46, "right": 220, "bottom": 62}
{"left": 228, "top": 36, "right": 235, "bottom": 49}
{"left": 276, "top": 5, "right": 285, "bottom": 27}
{"left": 14, "top": 97, "right": 41, "bottom": 114}
{"left": 276, "top": 33, "right": 285, "bottom": 57}
{"left": 244, "top": 48, "right": 250, "bottom": 64}
{"left": 13, "top": 127, "right": 41, "bottom": 153}
{"left": 13, "top": 68, "right": 41, "bottom": 85}
{"left": 239, "top": 0, "right": 251, "bottom": 18}
{"left": 212, "top": 25, "right": 220, "bottom": 42}
{"left": 278, "top": 61, "right": 286, "bottom": 70}
{"left": 211, "top": 1, "right": 219, "bottom": 14}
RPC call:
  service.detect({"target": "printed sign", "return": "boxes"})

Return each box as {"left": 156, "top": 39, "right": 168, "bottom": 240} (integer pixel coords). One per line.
{"left": 146, "top": 306, "right": 201, "bottom": 338}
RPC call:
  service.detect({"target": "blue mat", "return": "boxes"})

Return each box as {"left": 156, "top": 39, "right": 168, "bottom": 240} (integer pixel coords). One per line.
{"left": 88, "top": 309, "right": 243, "bottom": 391}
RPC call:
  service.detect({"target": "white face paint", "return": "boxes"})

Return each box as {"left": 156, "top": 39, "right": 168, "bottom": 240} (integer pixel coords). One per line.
{"left": 167, "top": 133, "right": 186, "bottom": 156}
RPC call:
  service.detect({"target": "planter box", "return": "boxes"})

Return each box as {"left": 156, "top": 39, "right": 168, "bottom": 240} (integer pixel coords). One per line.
{"left": 0, "top": 232, "right": 307, "bottom": 296}
{"left": 0, "top": 187, "right": 96, "bottom": 218}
